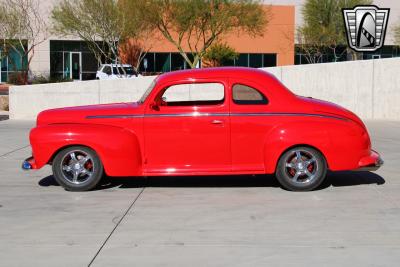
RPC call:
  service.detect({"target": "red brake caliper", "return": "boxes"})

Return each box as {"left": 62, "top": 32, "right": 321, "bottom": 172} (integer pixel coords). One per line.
{"left": 288, "top": 157, "right": 296, "bottom": 176}
{"left": 307, "top": 157, "right": 314, "bottom": 172}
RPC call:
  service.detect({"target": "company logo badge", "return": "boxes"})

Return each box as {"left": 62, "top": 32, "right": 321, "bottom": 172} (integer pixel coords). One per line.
{"left": 343, "top": 5, "right": 390, "bottom": 52}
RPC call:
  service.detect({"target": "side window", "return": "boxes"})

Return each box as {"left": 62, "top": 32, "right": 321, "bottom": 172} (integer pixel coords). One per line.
{"left": 232, "top": 84, "right": 268, "bottom": 105}
{"left": 161, "top": 83, "right": 224, "bottom": 106}
{"left": 103, "top": 66, "right": 111, "bottom": 75}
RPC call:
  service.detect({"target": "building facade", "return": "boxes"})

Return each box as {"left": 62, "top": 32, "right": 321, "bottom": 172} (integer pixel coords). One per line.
{"left": 5, "top": 2, "right": 295, "bottom": 82}
{"left": 1, "top": 0, "right": 399, "bottom": 83}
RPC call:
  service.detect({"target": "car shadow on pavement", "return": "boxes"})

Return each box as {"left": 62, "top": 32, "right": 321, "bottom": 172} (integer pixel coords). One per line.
{"left": 38, "top": 171, "right": 385, "bottom": 191}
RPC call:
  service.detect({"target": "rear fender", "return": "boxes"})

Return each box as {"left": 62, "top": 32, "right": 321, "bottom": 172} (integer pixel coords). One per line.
{"left": 263, "top": 121, "right": 331, "bottom": 174}
{"left": 30, "top": 124, "right": 142, "bottom": 176}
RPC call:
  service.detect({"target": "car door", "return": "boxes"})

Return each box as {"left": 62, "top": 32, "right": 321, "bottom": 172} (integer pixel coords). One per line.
{"left": 143, "top": 79, "right": 231, "bottom": 174}
{"left": 229, "top": 78, "right": 274, "bottom": 173}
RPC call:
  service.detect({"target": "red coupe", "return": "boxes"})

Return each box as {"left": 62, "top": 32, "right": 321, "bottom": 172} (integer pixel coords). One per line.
{"left": 23, "top": 67, "right": 383, "bottom": 191}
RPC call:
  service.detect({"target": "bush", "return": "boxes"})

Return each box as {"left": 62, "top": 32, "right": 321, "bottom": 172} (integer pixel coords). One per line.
{"left": 31, "top": 75, "right": 72, "bottom": 84}
{"left": 203, "top": 43, "right": 239, "bottom": 67}
{"left": 7, "top": 72, "right": 26, "bottom": 85}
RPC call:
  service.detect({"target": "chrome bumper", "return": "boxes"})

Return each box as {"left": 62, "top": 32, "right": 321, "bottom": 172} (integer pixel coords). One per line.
{"left": 356, "top": 150, "right": 384, "bottom": 171}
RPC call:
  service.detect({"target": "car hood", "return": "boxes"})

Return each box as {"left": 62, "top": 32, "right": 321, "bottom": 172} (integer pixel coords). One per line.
{"left": 36, "top": 102, "right": 142, "bottom": 126}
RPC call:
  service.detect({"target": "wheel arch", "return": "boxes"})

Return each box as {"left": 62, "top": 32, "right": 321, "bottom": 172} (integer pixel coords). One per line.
{"left": 263, "top": 122, "right": 332, "bottom": 174}
{"left": 48, "top": 144, "right": 100, "bottom": 164}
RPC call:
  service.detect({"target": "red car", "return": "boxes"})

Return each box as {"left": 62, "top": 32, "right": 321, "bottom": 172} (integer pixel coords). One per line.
{"left": 23, "top": 67, "right": 383, "bottom": 191}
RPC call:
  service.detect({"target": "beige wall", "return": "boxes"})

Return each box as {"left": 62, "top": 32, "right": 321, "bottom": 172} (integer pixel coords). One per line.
{"left": 10, "top": 58, "right": 400, "bottom": 121}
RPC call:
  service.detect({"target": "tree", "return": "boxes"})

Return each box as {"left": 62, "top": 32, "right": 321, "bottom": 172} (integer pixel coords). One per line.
{"left": 52, "top": 0, "right": 156, "bottom": 71}
{"left": 395, "top": 24, "right": 400, "bottom": 46}
{"left": 52, "top": 0, "right": 123, "bottom": 66}
{"left": 203, "top": 43, "right": 238, "bottom": 67}
{"left": 296, "top": 27, "right": 325, "bottom": 64}
{"left": 118, "top": 0, "right": 158, "bottom": 70}
{"left": 299, "top": 0, "right": 372, "bottom": 62}
{"left": 137, "top": 0, "right": 269, "bottom": 69}
{"left": 0, "top": 0, "right": 48, "bottom": 84}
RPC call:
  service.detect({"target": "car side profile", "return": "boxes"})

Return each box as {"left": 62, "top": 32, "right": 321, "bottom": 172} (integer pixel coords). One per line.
{"left": 23, "top": 67, "right": 383, "bottom": 191}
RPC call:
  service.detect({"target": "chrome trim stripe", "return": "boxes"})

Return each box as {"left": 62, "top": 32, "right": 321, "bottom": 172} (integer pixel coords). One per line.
{"left": 86, "top": 112, "right": 347, "bottom": 121}
{"left": 86, "top": 114, "right": 144, "bottom": 119}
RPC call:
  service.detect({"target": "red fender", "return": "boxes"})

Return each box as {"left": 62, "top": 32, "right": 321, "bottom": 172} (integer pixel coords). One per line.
{"left": 30, "top": 124, "right": 142, "bottom": 176}
{"left": 263, "top": 119, "right": 369, "bottom": 173}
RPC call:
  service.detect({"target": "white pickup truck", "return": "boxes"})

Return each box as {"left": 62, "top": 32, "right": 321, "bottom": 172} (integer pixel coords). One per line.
{"left": 96, "top": 64, "right": 141, "bottom": 80}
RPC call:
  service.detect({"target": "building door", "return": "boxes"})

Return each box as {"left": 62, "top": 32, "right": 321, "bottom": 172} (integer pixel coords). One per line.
{"left": 70, "top": 52, "right": 82, "bottom": 80}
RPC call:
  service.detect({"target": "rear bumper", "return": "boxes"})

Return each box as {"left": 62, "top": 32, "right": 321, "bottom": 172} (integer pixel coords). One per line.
{"left": 22, "top": 156, "right": 38, "bottom": 170}
{"left": 356, "top": 150, "right": 384, "bottom": 171}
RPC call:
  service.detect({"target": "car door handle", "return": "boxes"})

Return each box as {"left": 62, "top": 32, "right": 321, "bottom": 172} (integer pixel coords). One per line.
{"left": 211, "top": 119, "right": 224, "bottom": 125}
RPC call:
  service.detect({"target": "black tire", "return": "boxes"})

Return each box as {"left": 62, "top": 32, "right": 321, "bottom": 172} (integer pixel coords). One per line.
{"left": 275, "top": 146, "right": 327, "bottom": 191}
{"left": 52, "top": 146, "right": 104, "bottom": 191}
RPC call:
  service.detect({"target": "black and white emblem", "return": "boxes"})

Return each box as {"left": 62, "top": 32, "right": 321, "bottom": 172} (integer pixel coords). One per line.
{"left": 343, "top": 5, "right": 390, "bottom": 52}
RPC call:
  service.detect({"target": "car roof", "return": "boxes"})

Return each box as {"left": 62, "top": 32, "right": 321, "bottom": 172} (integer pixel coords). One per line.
{"left": 154, "top": 67, "right": 295, "bottom": 99}
{"left": 157, "top": 67, "right": 277, "bottom": 83}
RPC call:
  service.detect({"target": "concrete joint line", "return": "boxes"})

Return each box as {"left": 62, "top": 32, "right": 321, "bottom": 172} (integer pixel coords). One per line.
{"left": 98, "top": 81, "right": 101, "bottom": 104}
{"left": 372, "top": 60, "right": 375, "bottom": 119}
{"left": 0, "top": 145, "right": 29, "bottom": 158}
{"left": 88, "top": 187, "right": 146, "bottom": 267}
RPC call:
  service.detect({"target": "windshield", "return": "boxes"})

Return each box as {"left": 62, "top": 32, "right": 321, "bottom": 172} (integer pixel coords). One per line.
{"left": 138, "top": 79, "right": 157, "bottom": 104}
{"left": 113, "top": 66, "right": 135, "bottom": 75}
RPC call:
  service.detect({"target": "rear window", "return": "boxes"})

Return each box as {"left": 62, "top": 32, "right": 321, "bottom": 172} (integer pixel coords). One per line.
{"left": 232, "top": 84, "right": 268, "bottom": 105}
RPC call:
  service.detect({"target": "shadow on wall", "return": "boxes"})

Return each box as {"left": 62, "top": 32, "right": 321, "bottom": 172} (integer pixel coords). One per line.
{"left": 38, "top": 171, "right": 385, "bottom": 191}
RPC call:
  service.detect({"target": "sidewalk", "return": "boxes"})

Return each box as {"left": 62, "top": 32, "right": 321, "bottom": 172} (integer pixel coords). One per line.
{"left": 0, "top": 120, "right": 399, "bottom": 266}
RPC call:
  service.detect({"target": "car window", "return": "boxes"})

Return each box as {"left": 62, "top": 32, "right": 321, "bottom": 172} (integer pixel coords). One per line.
{"left": 103, "top": 66, "right": 111, "bottom": 75}
{"left": 138, "top": 79, "right": 157, "bottom": 104}
{"left": 113, "top": 67, "right": 124, "bottom": 74}
{"left": 232, "top": 84, "right": 268, "bottom": 105}
{"left": 162, "top": 83, "right": 224, "bottom": 106}
{"left": 123, "top": 67, "right": 135, "bottom": 75}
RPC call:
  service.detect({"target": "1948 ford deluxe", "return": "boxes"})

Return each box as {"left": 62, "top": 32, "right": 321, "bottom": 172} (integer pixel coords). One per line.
{"left": 23, "top": 67, "right": 383, "bottom": 191}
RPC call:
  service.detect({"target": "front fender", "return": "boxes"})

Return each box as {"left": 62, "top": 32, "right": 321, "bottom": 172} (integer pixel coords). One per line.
{"left": 30, "top": 124, "right": 142, "bottom": 176}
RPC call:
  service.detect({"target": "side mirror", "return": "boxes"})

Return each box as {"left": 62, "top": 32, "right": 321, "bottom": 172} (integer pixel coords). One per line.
{"left": 149, "top": 101, "right": 160, "bottom": 111}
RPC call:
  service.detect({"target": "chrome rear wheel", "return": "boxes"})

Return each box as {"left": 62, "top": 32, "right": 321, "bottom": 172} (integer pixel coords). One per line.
{"left": 276, "top": 146, "right": 327, "bottom": 191}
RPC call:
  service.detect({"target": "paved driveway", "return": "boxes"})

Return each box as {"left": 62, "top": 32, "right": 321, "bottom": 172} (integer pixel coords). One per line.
{"left": 0, "top": 120, "right": 399, "bottom": 266}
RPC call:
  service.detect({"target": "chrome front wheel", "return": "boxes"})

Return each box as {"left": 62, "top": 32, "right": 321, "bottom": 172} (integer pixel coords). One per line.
{"left": 60, "top": 150, "right": 94, "bottom": 185}
{"left": 52, "top": 146, "right": 103, "bottom": 191}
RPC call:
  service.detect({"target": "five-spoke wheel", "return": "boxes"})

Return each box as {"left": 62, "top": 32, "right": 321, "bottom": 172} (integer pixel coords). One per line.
{"left": 52, "top": 146, "right": 103, "bottom": 191}
{"left": 276, "top": 146, "right": 327, "bottom": 191}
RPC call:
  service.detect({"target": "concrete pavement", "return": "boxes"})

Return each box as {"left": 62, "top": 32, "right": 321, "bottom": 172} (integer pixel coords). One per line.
{"left": 0, "top": 120, "right": 399, "bottom": 266}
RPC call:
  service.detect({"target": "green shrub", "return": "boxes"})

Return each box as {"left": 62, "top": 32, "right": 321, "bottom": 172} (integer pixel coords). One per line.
{"left": 203, "top": 43, "right": 239, "bottom": 67}
{"left": 31, "top": 75, "right": 73, "bottom": 84}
